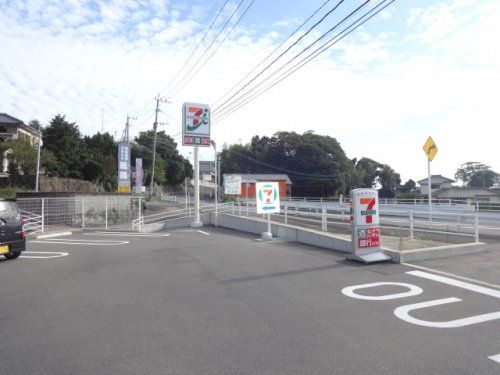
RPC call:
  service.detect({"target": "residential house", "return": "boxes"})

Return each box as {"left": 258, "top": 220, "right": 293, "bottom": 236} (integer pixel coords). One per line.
{"left": 223, "top": 173, "right": 292, "bottom": 198}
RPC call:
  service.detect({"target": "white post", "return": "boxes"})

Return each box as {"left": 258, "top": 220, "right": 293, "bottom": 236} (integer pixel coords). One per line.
{"left": 41, "top": 198, "right": 45, "bottom": 233}
{"left": 409, "top": 210, "right": 414, "bottom": 240}
{"left": 284, "top": 204, "right": 288, "bottom": 224}
{"left": 185, "top": 183, "right": 188, "bottom": 214}
{"left": 105, "top": 197, "right": 108, "bottom": 229}
{"left": 81, "top": 197, "right": 85, "bottom": 229}
{"left": 322, "top": 208, "right": 327, "bottom": 231}
{"left": 191, "top": 146, "right": 202, "bottom": 227}
{"left": 213, "top": 143, "right": 218, "bottom": 227}
{"left": 267, "top": 213, "right": 271, "bottom": 233}
{"left": 474, "top": 211, "right": 479, "bottom": 243}
{"left": 35, "top": 133, "right": 41, "bottom": 192}
{"left": 138, "top": 195, "right": 142, "bottom": 231}
{"left": 232, "top": 201, "right": 235, "bottom": 215}
{"left": 428, "top": 159, "right": 432, "bottom": 222}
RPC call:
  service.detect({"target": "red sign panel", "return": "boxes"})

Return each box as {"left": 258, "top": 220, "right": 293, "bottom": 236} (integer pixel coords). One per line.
{"left": 357, "top": 227, "right": 380, "bottom": 248}
{"left": 357, "top": 237, "right": 380, "bottom": 248}
{"left": 183, "top": 135, "right": 211, "bottom": 146}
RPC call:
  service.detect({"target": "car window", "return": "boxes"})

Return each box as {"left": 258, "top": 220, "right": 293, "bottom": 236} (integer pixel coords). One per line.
{"left": 0, "top": 201, "right": 20, "bottom": 220}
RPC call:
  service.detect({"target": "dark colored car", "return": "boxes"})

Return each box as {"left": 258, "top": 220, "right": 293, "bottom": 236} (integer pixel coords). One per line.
{"left": 0, "top": 200, "right": 26, "bottom": 260}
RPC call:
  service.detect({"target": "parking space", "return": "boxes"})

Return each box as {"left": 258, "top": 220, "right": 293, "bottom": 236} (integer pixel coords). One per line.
{"left": 1, "top": 227, "right": 499, "bottom": 374}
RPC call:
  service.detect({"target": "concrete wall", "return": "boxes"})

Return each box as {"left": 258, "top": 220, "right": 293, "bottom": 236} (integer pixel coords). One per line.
{"left": 212, "top": 213, "right": 352, "bottom": 253}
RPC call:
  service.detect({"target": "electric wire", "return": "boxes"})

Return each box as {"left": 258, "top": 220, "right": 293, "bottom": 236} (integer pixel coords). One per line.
{"left": 212, "top": 0, "right": 346, "bottom": 115}
{"left": 213, "top": 0, "right": 394, "bottom": 123}
{"left": 211, "top": 0, "right": 333, "bottom": 108}
{"left": 157, "top": 0, "right": 231, "bottom": 96}
{"left": 167, "top": 0, "right": 258, "bottom": 99}
{"left": 164, "top": 0, "right": 247, "bottom": 98}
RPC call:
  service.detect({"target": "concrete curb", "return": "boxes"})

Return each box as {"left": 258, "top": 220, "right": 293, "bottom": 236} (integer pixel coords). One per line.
{"left": 383, "top": 242, "right": 487, "bottom": 263}
{"left": 35, "top": 231, "right": 73, "bottom": 239}
{"left": 210, "top": 213, "right": 485, "bottom": 263}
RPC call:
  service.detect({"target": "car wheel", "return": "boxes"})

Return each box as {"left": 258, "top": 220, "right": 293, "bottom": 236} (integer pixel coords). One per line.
{"left": 4, "top": 252, "right": 21, "bottom": 260}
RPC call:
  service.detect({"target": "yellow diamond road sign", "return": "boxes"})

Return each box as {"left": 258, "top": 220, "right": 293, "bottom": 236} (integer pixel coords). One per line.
{"left": 423, "top": 136, "right": 438, "bottom": 161}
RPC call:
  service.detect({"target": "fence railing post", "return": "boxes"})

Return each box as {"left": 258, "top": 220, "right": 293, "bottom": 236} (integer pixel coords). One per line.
{"left": 138, "top": 196, "right": 142, "bottom": 231}
{"left": 284, "top": 204, "right": 288, "bottom": 224}
{"left": 232, "top": 201, "right": 235, "bottom": 215}
{"left": 321, "top": 208, "right": 327, "bottom": 231}
{"left": 409, "top": 210, "right": 414, "bottom": 240}
{"left": 105, "top": 197, "right": 108, "bottom": 229}
{"left": 474, "top": 211, "right": 479, "bottom": 243}
{"left": 81, "top": 197, "right": 85, "bottom": 229}
{"left": 41, "top": 198, "right": 45, "bottom": 233}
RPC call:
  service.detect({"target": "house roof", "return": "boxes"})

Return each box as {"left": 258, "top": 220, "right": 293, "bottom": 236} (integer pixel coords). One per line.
{"left": 225, "top": 173, "right": 292, "bottom": 184}
{"left": 433, "top": 187, "right": 500, "bottom": 199}
{"left": 417, "top": 175, "right": 455, "bottom": 185}
{"left": 0, "top": 113, "right": 40, "bottom": 137}
{"left": 0, "top": 113, "right": 24, "bottom": 125}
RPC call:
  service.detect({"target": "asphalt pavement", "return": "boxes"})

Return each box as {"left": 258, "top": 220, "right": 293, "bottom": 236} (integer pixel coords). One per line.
{"left": 1, "top": 228, "right": 499, "bottom": 374}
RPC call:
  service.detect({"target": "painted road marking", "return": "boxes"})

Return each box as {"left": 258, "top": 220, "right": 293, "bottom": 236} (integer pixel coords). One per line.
{"left": 341, "top": 282, "right": 423, "bottom": 301}
{"left": 488, "top": 354, "right": 500, "bottom": 363}
{"left": 403, "top": 263, "right": 500, "bottom": 291}
{"left": 31, "top": 239, "right": 129, "bottom": 246}
{"left": 177, "top": 230, "right": 210, "bottom": 235}
{"left": 406, "top": 270, "right": 500, "bottom": 299}
{"left": 21, "top": 251, "right": 68, "bottom": 259}
{"left": 394, "top": 298, "right": 500, "bottom": 328}
{"left": 86, "top": 232, "right": 171, "bottom": 237}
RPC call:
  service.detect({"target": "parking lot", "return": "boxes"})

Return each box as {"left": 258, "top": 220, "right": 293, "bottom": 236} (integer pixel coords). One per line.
{"left": 1, "top": 228, "right": 499, "bottom": 374}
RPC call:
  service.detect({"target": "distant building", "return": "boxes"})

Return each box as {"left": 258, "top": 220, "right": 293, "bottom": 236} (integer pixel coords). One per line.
{"left": 223, "top": 173, "right": 292, "bottom": 198}
{"left": 417, "top": 175, "right": 454, "bottom": 195}
{"left": 416, "top": 174, "right": 500, "bottom": 203}
{"left": 0, "top": 113, "right": 41, "bottom": 173}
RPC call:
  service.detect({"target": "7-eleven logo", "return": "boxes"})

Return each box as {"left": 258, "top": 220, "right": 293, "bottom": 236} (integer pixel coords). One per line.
{"left": 360, "top": 197, "right": 377, "bottom": 224}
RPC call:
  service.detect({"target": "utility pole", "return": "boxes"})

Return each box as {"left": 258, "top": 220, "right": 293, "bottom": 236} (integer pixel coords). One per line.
{"left": 150, "top": 94, "right": 169, "bottom": 197}
{"left": 101, "top": 108, "right": 104, "bottom": 133}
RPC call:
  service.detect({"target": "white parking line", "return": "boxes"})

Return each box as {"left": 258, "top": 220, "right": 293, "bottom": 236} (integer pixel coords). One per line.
{"left": 403, "top": 263, "right": 500, "bottom": 291}
{"left": 406, "top": 270, "right": 500, "bottom": 299}
{"left": 21, "top": 251, "right": 68, "bottom": 259}
{"left": 86, "top": 232, "right": 170, "bottom": 237}
{"left": 489, "top": 354, "right": 500, "bottom": 363}
{"left": 31, "top": 239, "right": 129, "bottom": 246}
{"left": 177, "top": 230, "right": 210, "bottom": 235}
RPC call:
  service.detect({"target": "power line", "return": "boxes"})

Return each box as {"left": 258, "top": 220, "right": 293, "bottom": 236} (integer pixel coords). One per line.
{"left": 212, "top": 0, "right": 334, "bottom": 109}
{"left": 213, "top": 0, "right": 394, "bottom": 122}
{"left": 212, "top": 0, "right": 346, "bottom": 115}
{"left": 167, "top": 0, "right": 258, "bottom": 99}
{"left": 164, "top": 0, "right": 247, "bottom": 98}
{"left": 157, "top": 0, "right": 231, "bottom": 96}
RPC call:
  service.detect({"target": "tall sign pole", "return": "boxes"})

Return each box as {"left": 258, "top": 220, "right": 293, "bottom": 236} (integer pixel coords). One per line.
{"left": 182, "top": 102, "right": 211, "bottom": 228}
{"left": 423, "top": 137, "right": 438, "bottom": 221}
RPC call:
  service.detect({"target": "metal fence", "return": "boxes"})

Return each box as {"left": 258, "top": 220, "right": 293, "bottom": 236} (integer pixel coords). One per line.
{"left": 18, "top": 195, "right": 142, "bottom": 233}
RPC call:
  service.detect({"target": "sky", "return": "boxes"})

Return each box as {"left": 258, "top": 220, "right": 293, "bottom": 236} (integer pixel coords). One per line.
{"left": 1, "top": 0, "right": 499, "bottom": 184}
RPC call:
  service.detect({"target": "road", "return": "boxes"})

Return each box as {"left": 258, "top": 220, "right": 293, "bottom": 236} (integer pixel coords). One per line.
{"left": 1, "top": 228, "right": 499, "bottom": 374}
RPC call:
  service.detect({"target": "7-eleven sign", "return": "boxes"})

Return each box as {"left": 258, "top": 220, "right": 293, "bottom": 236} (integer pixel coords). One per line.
{"left": 354, "top": 194, "right": 379, "bottom": 226}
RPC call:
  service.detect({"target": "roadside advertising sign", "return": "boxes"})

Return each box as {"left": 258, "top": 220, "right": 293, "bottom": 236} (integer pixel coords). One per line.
{"left": 182, "top": 102, "right": 210, "bottom": 147}
{"left": 256, "top": 182, "right": 280, "bottom": 214}
{"left": 117, "top": 142, "right": 131, "bottom": 193}
{"left": 135, "top": 158, "right": 143, "bottom": 194}
{"left": 224, "top": 174, "right": 242, "bottom": 195}
{"left": 348, "top": 188, "right": 389, "bottom": 263}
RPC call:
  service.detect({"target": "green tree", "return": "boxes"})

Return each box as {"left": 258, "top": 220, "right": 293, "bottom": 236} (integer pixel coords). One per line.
{"left": 455, "top": 162, "right": 499, "bottom": 188}
{"left": 134, "top": 130, "right": 192, "bottom": 186}
{"left": 221, "top": 131, "right": 358, "bottom": 197}
{"left": 354, "top": 157, "right": 401, "bottom": 198}
{"left": 84, "top": 132, "right": 117, "bottom": 189}
{"left": 42, "top": 114, "right": 86, "bottom": 178}
{"left": 2, "top": 138, "right": 57, "bottom": 178}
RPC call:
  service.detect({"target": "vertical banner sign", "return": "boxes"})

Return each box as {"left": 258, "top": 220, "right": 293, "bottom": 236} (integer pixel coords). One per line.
{"left": 347, "top": 188, "right": 390, "bottom": 263}
{"left": 182, "top": 102, "right": 211, "bottom": 146}
{"left": 256, "top": 182, "right": 280, "bottom": 214}
{"left": 117, "top": 142, "right": 131, "bottom": 193}
{"left": 135, "top": 158, "right": 143, "bottom": 194}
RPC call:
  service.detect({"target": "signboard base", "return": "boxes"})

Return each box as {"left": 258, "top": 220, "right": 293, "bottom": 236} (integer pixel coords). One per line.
{"left": 346, "top": 252, "right": 391, "bottom": 264}
{"left": 261, "top": 231, "right": 273, "bottom": 241}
